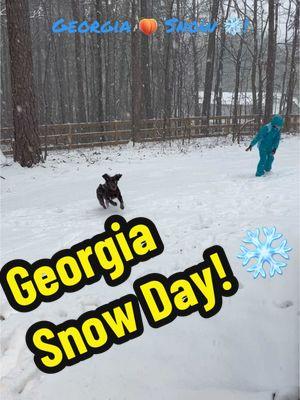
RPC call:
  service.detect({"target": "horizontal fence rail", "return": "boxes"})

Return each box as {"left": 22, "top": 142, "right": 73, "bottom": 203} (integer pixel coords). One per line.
{"left": 1, "top": 115, "right": 299, "bottom": 155}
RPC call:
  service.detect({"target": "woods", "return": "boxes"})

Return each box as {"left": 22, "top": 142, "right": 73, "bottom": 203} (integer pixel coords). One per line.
{"left": 0, "top": 0, "right": 299, "bottom": 165}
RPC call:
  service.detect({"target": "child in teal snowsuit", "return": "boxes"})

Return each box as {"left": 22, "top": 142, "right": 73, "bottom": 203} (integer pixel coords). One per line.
{"left": 246, "top": 115, "right": 284, "bottom": 176}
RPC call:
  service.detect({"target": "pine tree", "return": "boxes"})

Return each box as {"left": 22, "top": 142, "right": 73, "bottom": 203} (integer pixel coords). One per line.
{"left": 6, "top": 0, "right": 42, "bottom": 167}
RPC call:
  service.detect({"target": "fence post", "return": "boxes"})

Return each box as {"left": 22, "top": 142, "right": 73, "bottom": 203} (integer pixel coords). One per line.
{"left": 68, "top": 124, "right": 73, "bottom": 150}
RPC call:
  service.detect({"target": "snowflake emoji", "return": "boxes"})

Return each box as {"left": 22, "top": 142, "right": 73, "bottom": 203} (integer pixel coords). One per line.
{"left": 237, "top": 227, "right": 292, "bottom": 279}
{"left": 224, "top": 17, "right": 243, "bottom": 36}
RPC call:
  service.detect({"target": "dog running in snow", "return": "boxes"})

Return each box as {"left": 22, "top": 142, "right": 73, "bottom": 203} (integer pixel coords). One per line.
{"left": 96, "top": 174, "right": 124, "bottom": 210}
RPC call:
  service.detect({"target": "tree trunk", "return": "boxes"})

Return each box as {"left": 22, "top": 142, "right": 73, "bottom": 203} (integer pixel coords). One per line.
{"left": 214, "top": 0, "right": 231, "bottom": 117}
{"left": 95, "top": 0, "right": 104, "bottom": 121}
{"left": 192, "top": 0, "right": 200, "bottom": 117}
{"left": 232, "top": 37, "right": 244, "bottom": 141}
{"left": 96, "top": 31, "right": 104, "bottom": 121}
{"left": 140, "top": 0, "right": 153, "bottom": 119}
{"left": 191, "top": 0, "right": 200, "bottom": 117}
{"left": 71, "top": 0, "right": 86, "bottom": 122}
{"left": 279, "top": 1, "right": 291, "bottom": 113}
{"left": 264, "top": 0, "right": 276, "bottom": 120}
{"left": 257, "top": 54, "right": 264, "bottom": 119}
{"left": 131, "top": 0, "right": 142, "bottom": 143}
{"left": 163, "top": 0, "right": 175, "bottom": 135}
{"left": 6, "top": 0, "right": 42, "bottom": 167}
{"left": 202, "top": 0, "right": 220, "bottom": 123}
{"left": 0, "top": 15, "right": 12, "bottom": 127}
{"left": 54, "top": 1, "right": 66, "bottom": 123}
{"left": 192, "top": 36, "right": 200, "bottom": 117}
{"left": 104, "top": 0, "right": 111, "bottom": 121}
{"left": 251, "top": 0, "right": 258, "bottom": 116}
{"left": 286, "top": 0, "right": 299, "bottom": 117}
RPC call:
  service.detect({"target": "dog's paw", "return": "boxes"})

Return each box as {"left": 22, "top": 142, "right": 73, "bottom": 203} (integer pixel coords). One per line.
{"left": 120, "top": 203, "right": 125, "bottom": 210}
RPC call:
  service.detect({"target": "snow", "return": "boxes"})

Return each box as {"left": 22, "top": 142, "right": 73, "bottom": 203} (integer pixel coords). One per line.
{"left": 0, "top": 149, "right": 7, "bottom": 166}
{"left": 0, "top": 135, "right": 299, "bottom": 400}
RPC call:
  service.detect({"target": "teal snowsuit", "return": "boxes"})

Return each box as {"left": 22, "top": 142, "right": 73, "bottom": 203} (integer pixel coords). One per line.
{"left": 250, "top": 116, "right": 283, "bottom": 176}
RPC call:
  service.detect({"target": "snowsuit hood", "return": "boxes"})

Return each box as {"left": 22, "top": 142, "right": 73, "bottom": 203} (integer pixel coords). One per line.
{"left": 271, "top": 115, "right": 284, "bottom": 128}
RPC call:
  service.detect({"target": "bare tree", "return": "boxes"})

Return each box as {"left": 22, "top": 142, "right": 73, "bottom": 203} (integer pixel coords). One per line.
{"left": 279, "top": 2, "right": 292, "bottom": 113}
{"left": 251, "top": 0, "right": 258, "bottom": 115}
{"left": 131, "top": 0, "right": 142, "bottom": 143}
{"left": 71, "top": 0, "right": 86, "bottom": 122}
{"left": 163, "top": 0, "right": 175, "bottom": 126}
{"left": 140, "top": 0, "right": 153, "bottom": 119}
{"left": 202, "top": 0, "right": 220, "bottom": 123}
{"left": 95, "top": 0, "right": 104, "bottom": 122}
{"left": 232, "top": 37, "right": 244, "bottom": 137}
{"left": 286, "top": 0, "right": 299, "bottom": 117}
{"left": 257, "top": 3, "right": 268, "bottom": 118}
{"left": 214, "top": 0, "right": 231, "bottom": 117}
{"left": 264, "top": 0, "right": 277, "bottom": 120}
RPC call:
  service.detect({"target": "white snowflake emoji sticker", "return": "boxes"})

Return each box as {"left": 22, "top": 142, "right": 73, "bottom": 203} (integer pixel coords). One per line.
{"left": 238, "top": 227, "right": 292, "bottom": 279}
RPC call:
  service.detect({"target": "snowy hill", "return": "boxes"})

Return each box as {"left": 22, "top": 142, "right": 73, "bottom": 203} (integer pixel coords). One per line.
{"left": 0, "top": 135, "right": 299, "bottom": 400}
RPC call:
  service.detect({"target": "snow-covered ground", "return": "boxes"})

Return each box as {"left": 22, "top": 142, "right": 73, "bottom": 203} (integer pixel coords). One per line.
{"left": 1, "top": 135, "right": 299, "bottom": 400}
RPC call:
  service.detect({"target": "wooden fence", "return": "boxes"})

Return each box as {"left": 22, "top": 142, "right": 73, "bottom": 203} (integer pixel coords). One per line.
{"left": 1, "top": 115, "right": 299, "bottom": 155}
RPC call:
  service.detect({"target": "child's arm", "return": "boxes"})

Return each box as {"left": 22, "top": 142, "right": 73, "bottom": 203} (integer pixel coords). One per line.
{"left": 250, "top": 126, "right": 266, "bottom": 147}
{"left": 246, "top": 127, "right": 265, "bottom": 151}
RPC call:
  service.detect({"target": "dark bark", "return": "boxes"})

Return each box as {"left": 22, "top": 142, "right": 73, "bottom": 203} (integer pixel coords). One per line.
{"left": 54, "top": 1, "right": 67, "bottom": 123}
{"left": 264, "top": 0, "right": 276, "bottom": 120}
{"left": 0, "top": 15, "right": 12, "bottom": 127}
{"left": 257, "top": 12, "right": 267, "bottom": 119}
{"left": 214, "top": 0, "right": 231, "bottom": 117}
{"left": 104, "top": 0, "right": 111, "bottom": 120}
{"left": 232, "top": 36, "right": 244, "bottom": 140}
{"left": 202, "top": 0, "right": 220, "bottom": 122}
{"left": 140, "top": 0, "right": 153, "bottom": 119}
{"left": 163, "top": 0, "right": 175, "bottom": 123}
{"left": 6, "top": 0, "right": 42, "bottom": 167}
{"left": 279, "top": 1, "right": 291, "bottom": 113}
{"left": 251, "top": 0, "right": 258, "bottom": 115}
{"left": 94, "top": 0, "right": 104, "bottom": 121}
{"left": 192, "top": 0, "right": 200, "bottom": 117}
{"left": 131, "top": 0, "right": 142, "bottom": 143}
{"left": 71, "top": 0, "right": 86, "bottom": 122}
{"left": 286, "top": 0, "right": 299, "bottom": 116}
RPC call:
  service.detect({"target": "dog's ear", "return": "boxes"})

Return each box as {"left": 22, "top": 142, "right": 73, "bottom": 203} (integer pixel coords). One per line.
{"left": 102, "top": 173, "right": 110, "bottom": 181}
{"left": 115, "top": 174, "right": 122, "bottom": 181}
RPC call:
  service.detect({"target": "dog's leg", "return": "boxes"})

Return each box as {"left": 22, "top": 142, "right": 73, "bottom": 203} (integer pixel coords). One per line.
{"left": 108, "top": 199, "right": 117, "bottom": 206}
{"left": 105, "top": 198, "right": 110, "bottom": 208}
{"left": 98, "top": 195, "right": 107, "bottom": 209}
{"left": 97, "top": 187, "right": 107, "bottom": 209}
{"left": 117, "top": 193, "right": 124, "bottom": 209}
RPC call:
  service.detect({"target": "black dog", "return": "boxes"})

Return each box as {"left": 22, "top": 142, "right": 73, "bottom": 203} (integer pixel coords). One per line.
{"left": 96, "top": 174, "right": 124, "bottom": 209}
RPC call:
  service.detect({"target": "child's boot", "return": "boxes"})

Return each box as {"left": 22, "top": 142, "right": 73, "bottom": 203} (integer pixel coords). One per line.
{"left": 265, "top": 153, "right": 274, "bottom": 172}
{"left": 256, "top": 152, "right": 267, "bottom": 176}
